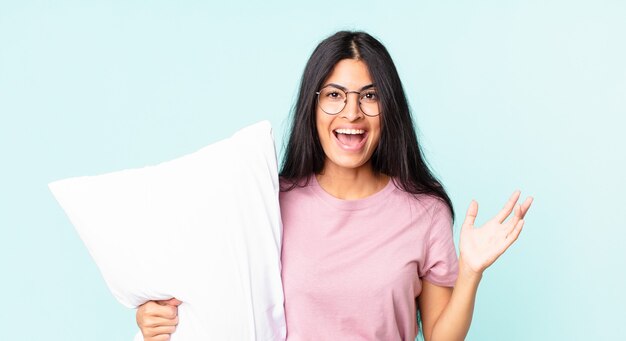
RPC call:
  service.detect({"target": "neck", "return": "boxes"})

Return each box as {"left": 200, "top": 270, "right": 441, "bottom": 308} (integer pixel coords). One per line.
{"left": 316, "top": 162, "right": 389, "bottom": 200}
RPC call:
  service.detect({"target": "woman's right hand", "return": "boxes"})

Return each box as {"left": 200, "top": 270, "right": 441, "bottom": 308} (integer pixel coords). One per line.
{"left": 136, "top": 298, "right": 182, "bottom": 341}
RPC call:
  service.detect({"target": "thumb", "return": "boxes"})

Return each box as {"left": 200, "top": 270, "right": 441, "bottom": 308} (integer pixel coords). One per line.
{"left": 159, "top": 298, "right": 183, "bottom": 306}
{"left": 462, "top": 200, "right": 479, "bottom": 231}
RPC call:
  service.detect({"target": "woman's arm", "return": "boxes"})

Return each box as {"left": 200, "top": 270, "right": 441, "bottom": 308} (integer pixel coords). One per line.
{"left": 419, "top": 191, "right": 533, "bottom": 341}
{"left": 418, "top": 261, "right": 480, "bottom": 341}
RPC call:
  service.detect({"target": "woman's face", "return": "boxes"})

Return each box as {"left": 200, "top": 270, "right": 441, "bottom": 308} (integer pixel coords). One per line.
{"left": 316, "top": 59, "right": 381, "bottom": 174}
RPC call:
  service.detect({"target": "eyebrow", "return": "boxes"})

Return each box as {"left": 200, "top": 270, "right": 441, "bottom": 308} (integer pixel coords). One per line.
{"left": 323, "top": 83, "right": 376, "bottom": 91}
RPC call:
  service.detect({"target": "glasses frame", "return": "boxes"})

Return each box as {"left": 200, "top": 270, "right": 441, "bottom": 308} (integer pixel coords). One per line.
{"left": 315, "top": 85, "right": 381, "bottom": 117}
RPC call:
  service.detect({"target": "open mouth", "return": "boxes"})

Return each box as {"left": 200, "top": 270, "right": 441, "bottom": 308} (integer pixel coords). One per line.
{"left": 333, "top": 128, "right": 368, "bottom": 150}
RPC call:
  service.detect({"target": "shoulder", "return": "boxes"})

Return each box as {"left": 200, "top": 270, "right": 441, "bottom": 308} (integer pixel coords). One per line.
{"left": 278, "top": 176, "right": 315, "bottom": 203}
{"left": 389, "top": 181, "right": 452, "bottom": 222}
{"left": 405, "top": 193, "right": 453, "bottom": 245}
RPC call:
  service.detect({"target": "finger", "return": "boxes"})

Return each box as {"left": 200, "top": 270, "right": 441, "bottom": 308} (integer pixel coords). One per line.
{"left": 145, "top": 302, "right": 179, "bottom": 319}
{"left": 505, "top": 204, "right": 522, "bottom": 234}
{"left": 140, "top": 315, "right": 179, "bottom": 329}
{"left": 462, "top": 200, "right": 479, "bottom": 229}
{"left": 148, "top": 335, "right": 172, "bottom": 341}
{"left": 519, "top": 196, "right": 534, "bottom": 218}
{"left": 143, "top": 324, "right": 178, "bottom": 337}
{"left": 495, "top": 190, "right": 521, "bottom": 223}
{"left": 504, "top": 219, "right": 524, "bottom": 249}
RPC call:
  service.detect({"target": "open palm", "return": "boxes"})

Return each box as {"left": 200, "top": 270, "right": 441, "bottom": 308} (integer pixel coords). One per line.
{"left": 459, "top": 191, "right": 533, "bottom": 274}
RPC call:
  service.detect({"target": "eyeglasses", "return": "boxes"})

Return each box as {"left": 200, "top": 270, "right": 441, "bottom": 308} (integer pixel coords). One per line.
{"left": 315, "top": 85, "right": 380, "bottom": 117}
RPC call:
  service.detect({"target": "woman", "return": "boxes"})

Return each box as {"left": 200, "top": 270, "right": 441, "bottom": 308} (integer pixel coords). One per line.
{"left": 136, "top": 31, "right": 533, "bottom": 341}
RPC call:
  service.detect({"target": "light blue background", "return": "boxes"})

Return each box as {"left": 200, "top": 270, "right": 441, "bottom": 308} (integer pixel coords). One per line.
{"left": 1, "top": 1, "right": 625, "bottom": 340}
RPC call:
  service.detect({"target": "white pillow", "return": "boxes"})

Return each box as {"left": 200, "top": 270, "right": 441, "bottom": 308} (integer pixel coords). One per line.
{"left": 49, "top": 121, "right": 286, "bottom": 341}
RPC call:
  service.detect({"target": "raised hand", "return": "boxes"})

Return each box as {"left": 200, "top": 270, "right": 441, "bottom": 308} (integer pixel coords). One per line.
{"left": 459, "top": 191, "right": 533, "bottom": 275}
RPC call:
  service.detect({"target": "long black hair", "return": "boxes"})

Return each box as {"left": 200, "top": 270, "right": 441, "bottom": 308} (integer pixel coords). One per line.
{"left": 280, "top": 30, "right": 454, "bottom": 219}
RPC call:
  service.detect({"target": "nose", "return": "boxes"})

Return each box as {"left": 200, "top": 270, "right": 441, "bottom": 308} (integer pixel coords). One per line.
{"left": 342, "top": 91, "right": 364, "bottom": 121}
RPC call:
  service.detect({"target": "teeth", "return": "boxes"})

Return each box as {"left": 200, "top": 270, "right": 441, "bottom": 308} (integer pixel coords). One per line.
{"left": 335, "top": 128, "right": 365, "bottom": 135}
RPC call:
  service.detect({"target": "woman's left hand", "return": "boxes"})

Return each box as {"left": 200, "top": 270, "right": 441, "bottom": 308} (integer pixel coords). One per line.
{"left": 459, "top": 191, "right": 533, "bottom": 275}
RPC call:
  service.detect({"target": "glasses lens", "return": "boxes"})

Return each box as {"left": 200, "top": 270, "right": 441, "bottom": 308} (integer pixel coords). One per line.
{"left": 359, "top": 89, "right": 380, "bottom": 117}
{"left": 318, "top": 87, "right": 346, "bottom": 115}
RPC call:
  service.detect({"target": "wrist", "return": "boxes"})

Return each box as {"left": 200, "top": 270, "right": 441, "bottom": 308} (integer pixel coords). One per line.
{"left": 458, "top": 256, "right": 484, "bottom": 283}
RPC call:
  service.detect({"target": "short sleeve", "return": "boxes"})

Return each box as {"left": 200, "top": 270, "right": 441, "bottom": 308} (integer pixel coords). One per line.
{"left": 419, "top": 200, "right": 458, "bottom": 287}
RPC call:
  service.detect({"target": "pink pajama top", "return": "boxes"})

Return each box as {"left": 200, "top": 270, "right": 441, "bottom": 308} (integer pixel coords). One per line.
{"left": 279, "top": 177, "right": 458, "bottom": 341}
